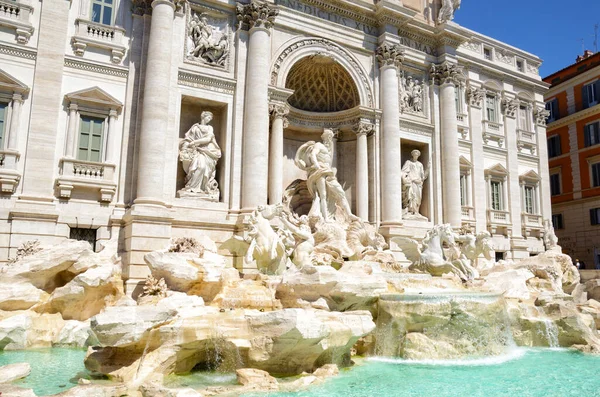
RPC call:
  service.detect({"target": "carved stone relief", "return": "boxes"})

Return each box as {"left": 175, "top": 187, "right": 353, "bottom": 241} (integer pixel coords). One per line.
{"left": 534, "top": 108, "right": 551, "bottom": 126}
{"left": 467, "top": 86, "right": 485, "bottom": 108}
{"left": 399, "top": 72, "right": 425, "bottom": 114}
{"left": 186, "top": 12, "right": 230, "bottom": 67}
{"left": 430, "top": 62, "right": 463, "bottom": 86}
{"left": 501, "top": 97, "right": 519, "bottom": 118}
{"left": 236, "top": 1, "right": 279, "bottom": 30}
{"left": 375, "top": 43, "right": 405, "bottom": 69}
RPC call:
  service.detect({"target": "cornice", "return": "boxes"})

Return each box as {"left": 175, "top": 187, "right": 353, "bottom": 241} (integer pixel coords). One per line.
{"left": 64, "top": 57, "right": 128, "bottom": 78}
{"left": 178, "top": 69, "right": 236, "bottom": 94}
{"left": 546, "top": 103, "right": 600, "bottom": 131}
{"left": 0, "top": 43, "right": 36, "bottom": 60}
{"left": 546, "top": 66, "right": 600, "bottom": 96}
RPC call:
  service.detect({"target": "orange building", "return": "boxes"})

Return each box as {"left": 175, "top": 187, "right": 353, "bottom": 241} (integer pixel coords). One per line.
{"left": 544, "top": 50, "right": 600, "bottom": 268}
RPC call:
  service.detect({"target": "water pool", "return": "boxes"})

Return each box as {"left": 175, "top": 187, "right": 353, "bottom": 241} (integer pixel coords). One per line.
{"left": 0, "top": 348, "right": 87, "bottom": 396}
{"left": 243, "top": 349, "right": 600, "bottom": 397}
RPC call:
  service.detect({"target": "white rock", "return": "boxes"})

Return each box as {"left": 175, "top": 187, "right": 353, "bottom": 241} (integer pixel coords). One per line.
{"left": 482, "top": 268, "right": 535, "bottom": 299}
{"left": 236, "top": 368, "right": 278, "bottom": 391}
{"left": 0, "top": 240, "right": 92, "bottom": 291}
{"left": 0, "top": 384, "right": 37, "bottom": 396}
{"left": 0, "top": 282, "right": 47, "bottom": 311}
{"left": 0, "top": 363, "right": 31, "bottom": 383}
{"left": 0, "top": 314, "right": 31, "bottom": 350}
{"left": 55, "top": 320, "right": 93, "bottom": 348}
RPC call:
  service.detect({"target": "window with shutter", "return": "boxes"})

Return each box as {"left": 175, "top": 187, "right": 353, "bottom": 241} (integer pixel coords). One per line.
{"left": 460, "top": 174, "right": 468, "bottom": 206}
{"left": 590, "top": 208, "right": 600, "bottom": 226}
{"left": 592, "top": 163, "right": 600, "bottom": 188}
{"left": 550, "top": 173, "right": 561, "bottom": 196}
{"left": 490, "top": 181, "right": 502, "bottom": 210}
{"left": 584, "top": 82, "right": 598, "bottom": 109}
{"left": 518, "top": 105, "right": 529, "bottom": 130}
{"left": 524, "top": 186, "right": 534, "bottom": 214}
{"left": 486, "top": 95, "right": 497, "bottom": 122}
{"left": 78, "top": 116, "right": 104, "bottom": 162}
{"left": 547, "top": 135, "right": 561, "bottom": 158}
{"left": 552, "top": 214, "right": 563, "bottom": 230}
{"left": 585, "top": 122, "right": 600, "bottom": 147}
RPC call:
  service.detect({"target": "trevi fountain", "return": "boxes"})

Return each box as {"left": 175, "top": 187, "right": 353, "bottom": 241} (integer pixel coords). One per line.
{"left": 1, "top": 126, "right": 600, "bottom": 397}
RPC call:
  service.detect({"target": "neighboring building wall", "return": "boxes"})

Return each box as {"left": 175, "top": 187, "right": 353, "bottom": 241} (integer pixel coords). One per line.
{"left": 545, "top": 51, "right": 600, "bottom": 268}
{"left": 0, "top": 0, "right": 550, "bottom": 295}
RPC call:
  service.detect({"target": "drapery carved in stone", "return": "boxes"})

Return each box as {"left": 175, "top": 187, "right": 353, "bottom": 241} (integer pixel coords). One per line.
{"left": 466, "top": 86, "right": 485, "bottom": 108}
{"left": 430, "top": 62, "right": 462, "bottom": 86}
{"left": 375, "top": 43, "right": 404, "bottom": 69}
{"left": 186, "top": 12, "right": 229, "bottom": 67}
{"left": 437, "top": 0, "right": 461, "bottom": 25}
{"left": 236, "top": 1, "right": 279, "bottom": 30}
{"left": 399, "top": 73, "right": 425, "bottom": 114}
{"left": 534, "top": 108, "right": 551, "bottom": 126}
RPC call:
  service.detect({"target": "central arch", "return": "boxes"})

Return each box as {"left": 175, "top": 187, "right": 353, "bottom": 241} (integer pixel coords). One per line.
{"left": 270, "top": 37, "right": 374, "bottom": 108}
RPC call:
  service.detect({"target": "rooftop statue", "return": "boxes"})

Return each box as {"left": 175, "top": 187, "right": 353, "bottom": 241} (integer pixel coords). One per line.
{"left": 437, "top": 0, "right": 461, "bottom": 25}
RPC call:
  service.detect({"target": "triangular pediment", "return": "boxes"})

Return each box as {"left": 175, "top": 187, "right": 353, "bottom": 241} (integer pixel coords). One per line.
{"left": 459, "top": 156, "right": 473, "bottom": 169}
{"left": 520, "top": 169, "right": 541, "bottom": 183}
{"left": 65, "top": 86, "right": 122, "bottom": 110}
{"left": 485, "top": 163, "right": 508, "bottom": 176}
{"left": 0, "top": 69, "right": 29, "bottom": 94}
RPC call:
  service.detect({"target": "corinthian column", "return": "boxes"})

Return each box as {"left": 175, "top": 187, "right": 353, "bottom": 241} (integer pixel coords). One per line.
{"left": 268, "top": 103, "right": 289, "bottom": 204}
{"left": 431, "top": 61, "right": 463, "bottom": 227}
{"left": 354, "top": 121, "right": 373, "bottom": 221}
{"left": 376, "top": 43, "right": 404, "bottom": 226}
{"left": 135, "top": 0, "right": 176, "bottom": 206}
{"left": 238, "top": 1, "right": 278, "bottom": 211}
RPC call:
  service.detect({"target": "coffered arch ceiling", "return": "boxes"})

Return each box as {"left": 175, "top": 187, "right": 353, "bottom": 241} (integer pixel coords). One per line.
{"left": 285, "top": 55, "right": 360, "bottom": 113}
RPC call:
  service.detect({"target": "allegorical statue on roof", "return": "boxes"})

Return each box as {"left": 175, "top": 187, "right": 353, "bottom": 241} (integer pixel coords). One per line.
{"left": 437, "top": 0, "right": 461, "bottom": 25}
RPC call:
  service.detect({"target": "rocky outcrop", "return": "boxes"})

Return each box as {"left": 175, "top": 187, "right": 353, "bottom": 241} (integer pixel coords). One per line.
{"left": 236, "top": 368, "right": 278, "bottom": 391}
{"left": 0, "top": 384, "right": 37, "bottom": 397}
{"left": 0, "top": 283, "right": 47, "bottom": 311}
{"left": 0, "top": 363, "right": 31, "bottom": 383}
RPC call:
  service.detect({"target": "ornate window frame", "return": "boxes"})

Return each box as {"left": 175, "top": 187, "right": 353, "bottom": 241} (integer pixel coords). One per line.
{"left": 519, "top": 170, "right": 542, "bottom": 237}
{"left": 459, "top": 156, "right": 474, "bottom": 224}
{"left": 57, "top": 87, "right": 122, "bottom": 202}
{"left": 485, "top": 163, "right": 511, "bottom": 236}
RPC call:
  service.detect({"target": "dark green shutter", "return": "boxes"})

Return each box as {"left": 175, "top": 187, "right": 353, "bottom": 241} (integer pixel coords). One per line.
{"left": 583, "top": 85, "right": 590, "bottom": 109}
{"left": 585, "top": 124, "right": 591, "bottom": 147}
{"left": 78, "top": 116, "right": 104, "bottom": 162}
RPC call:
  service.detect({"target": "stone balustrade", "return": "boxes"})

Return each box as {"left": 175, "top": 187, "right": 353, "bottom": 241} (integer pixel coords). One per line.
{"left": 521, "top": 213, "right": 543, "bottom": 237}
{"left": 56, "top": 158, "right": 116, "bottom": 202}
{"left": 0, "top": 0, "right": 34, "bottom": 43}
{"left": 487, "top": 209, "right": 512, "bottom": 236}
{"left": 517, "top": 128, "right": 537, "bottom": 153}
{"left": 71, "top": 18, "right": 127, "bottom": 63}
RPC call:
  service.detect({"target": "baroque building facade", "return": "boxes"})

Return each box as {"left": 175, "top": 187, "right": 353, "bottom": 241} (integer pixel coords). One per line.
{"left": 545, "top": 50, "right": 600, "bottom": 268}
{"left": 0, "top": 0, "right": 551, "bottom": 294}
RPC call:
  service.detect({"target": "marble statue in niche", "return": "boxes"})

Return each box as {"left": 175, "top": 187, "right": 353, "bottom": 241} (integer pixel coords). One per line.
{"left": 437, "top": 0, "right": 461, "bottom": 25}
{"left": 400, "top": 74, "right": 424, "bottom": 114}
{"left": 187, "top": 12, "right": 229, "bottom": 67}
{"left": 294, "top": 129, "right": 359, "bottom": 223}
{"left": 178, "top": 111, "right": 221, "bottom": 200}
{"left": 401, "top": 149, "right": 430, "bottom": 220}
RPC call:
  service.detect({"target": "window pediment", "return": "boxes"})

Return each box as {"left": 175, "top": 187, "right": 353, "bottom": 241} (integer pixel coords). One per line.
{"left": 459, "top": 155, "right": 473, "bottom": 171}
{"left": 485, "top": 163, "right": 508, "bottom": 178}
{"left": 65, "top": 87, "right": 122, "bottom": 112}
{"left": 0, "top": 69, "right": 29, "bottom": 96}
{"left": 519, "top": 169, "right": 540, "bottom": 184}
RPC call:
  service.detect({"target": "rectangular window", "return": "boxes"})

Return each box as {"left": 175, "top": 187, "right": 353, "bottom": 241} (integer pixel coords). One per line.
{"left": 516, "top": 59, "right": 524, "bottom": 72}
{"left": 592, "top": 162, "right": 600, "bottom": 188}
{"left": 0, "top": 102, "right": 6, "bottom": 149}
{"left": 547, "top": 135, "right": 561, "bottom": 158}
{"left": 550, "top": 173, "right": 561, "bottom": 196}
{"left": 486, "top": 94, "right": 497, "bottom": 122}
{"left": 552, "top": 214, "right": 564, "bottom": 230}
{"left": 69, "top": 227, "right": 97, "bottom": 251}
{"left": 495, "top": 251, "right": 505, "bottom": 262}
{"left": 585, "top": 122, "right": 600, "bottom": 147}
{"left": 78, "top": 116, "right": 104, "bottom": 162}
{"left": 590, "top": 208, "right": 600, "bottom": 226}
{"left": 545, "top": 98, "right": 559, "bottom": 122}
{"left": 460, "top": 174, "right": 468, "bottom": 206}
{"left": 91, "top": 0, "right": 114, "bottom": 25}
{"left": 490, "top": 180, "right": 502, "bottom": 211}
{"left": 484, "top": 47, "right": 492, "bottom": 60}
{"left": 524, "top": 186, "right": 535, "bottom": 214}
{"left": 518, "top": 105, "right": 529, "bottom": 130}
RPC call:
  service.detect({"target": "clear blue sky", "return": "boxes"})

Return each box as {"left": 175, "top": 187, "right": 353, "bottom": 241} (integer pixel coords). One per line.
{"left": 453, "top": 0, "right": 600, "bottom": 78}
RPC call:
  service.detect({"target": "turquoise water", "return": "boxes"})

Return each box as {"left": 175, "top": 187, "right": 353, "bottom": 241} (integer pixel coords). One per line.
{"left": 0, "top": 348, "right": 87, "bottom": 396}
{"left": 243, "top": 349, "right": 600, "bottom": 397}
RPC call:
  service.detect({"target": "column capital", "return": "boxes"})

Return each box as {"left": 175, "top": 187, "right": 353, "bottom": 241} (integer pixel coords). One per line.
{"left": 534, "top": 107, "right": 550, "bottom": 126}
{"left": 109, "top": 108, "right": 118, "bottom": 118}
{"left": 353, "top": 120, "right": 374, "bottom": 137}
{"left": 132, "top": 0, "right": 180, "bottom": 16}
{"left": 11, "top": 93, "right": 23, "bottom": 103}
{"left": 466, "top": 86, "right": 485, "bottom": 108}
{"left": 501, "top": 97, "right": 519, "bottom": 118}
{"left": 269, "top": 103, "right": 289, "bottom": 127}
{"left": 430, "top": 61, "right": 463, "bottom": 86}
{"left": 236, "top": 1, "right": 279, "bottom": 31}
{"left": 376, "top": 43, "right": 405, "bottom": 69}
{"left": 68, "top": 103, "right": 79, "bottom": 112}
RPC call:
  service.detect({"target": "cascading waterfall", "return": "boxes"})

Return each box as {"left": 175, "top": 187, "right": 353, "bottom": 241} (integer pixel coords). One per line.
{"left": 374, "top": 292, "right": 516, "bottom": 360}
{"left": 541, "top": 319, "right": 560, "bottom": 348}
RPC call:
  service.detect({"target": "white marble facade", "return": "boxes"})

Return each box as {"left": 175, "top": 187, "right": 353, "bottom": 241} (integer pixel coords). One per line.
{"left": 0, "top": 0, "right": 551, "bottom": 294}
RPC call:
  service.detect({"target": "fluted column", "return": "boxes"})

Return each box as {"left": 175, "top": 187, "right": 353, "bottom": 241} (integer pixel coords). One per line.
{"left": 135, "top": 0, "right": 176, "bottom": 205}
{"left": 268, "top": 103, "right": 288, "bottom": 204}
{"left": 376, "top": 43, "right": 404, "bottom": 226}
{"left": 238, "top": 1, "right": 278, "bottom": 211}
{"left": 354, "top": 121, "right": 373, "bottom": 221}
{"left": 106, "top": 109, "right": 119, "bottom": 164}
{"left": 65, "top": 103, "right": 78, "bottom": 158}
{"left": 7, "top": 94, "right": 22, "bottom": 151}
{"left": 431, "top": 61, "right": 462, "bottom": 227}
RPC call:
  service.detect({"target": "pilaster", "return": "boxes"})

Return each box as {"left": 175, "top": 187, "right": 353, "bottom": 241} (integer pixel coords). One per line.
{"left": 268, "top": 102, "right": 289, "bottom": 205}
